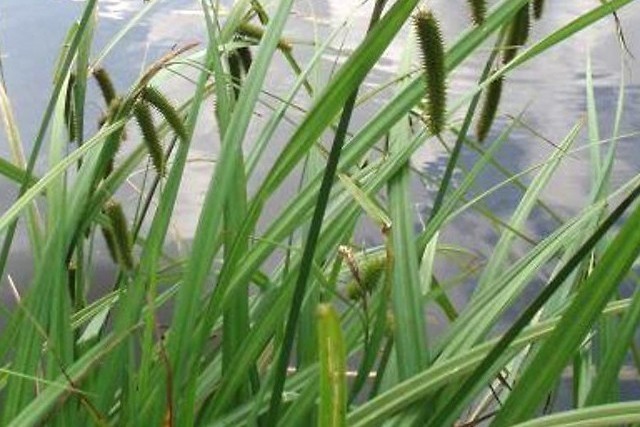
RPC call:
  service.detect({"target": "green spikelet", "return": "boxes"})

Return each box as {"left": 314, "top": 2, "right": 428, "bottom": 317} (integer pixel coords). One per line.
{"left": 360, "top": 255, "right": 386, "bottom": 293}
{"left": 227, "top": 51, "right": 242, "bottom": 98}
{"left": 101, "top": 224, "right": 121, "bottom": 267}
{"left": 92, "top": 67, "right": 117, "bottom": 107}
{"left": 237, "top": 46, "right": 253, "bottom": 74}
{"left": 466, "top": 0, "right": 486, "bottom": 26}
{"left": 514, "top": 5, "right": 531, "bottom": 46}
{"left": 503, "top": 5, "right": 531, "bottom": 64}
{"left": 64, "top": 73, "right": 78, "bottom": 142}
{"left": 533, "top": 0, "right": 545, "bottom": 20}
{"left": 133, "top": 101, "right": 165, "bottom": 176}
{"left": 104, "top": 200, "right": 135, "bottom": 271}
{"left": 345, "top": 255, "right": 386, "bottom": 301}
{"left": 476, "top": 75, "right": 503, "bottom": 142}
{"left": 141, "top": 86, "right": 187, "bottom": 141}
{"left": 346, "top": 281, "right": 364, "bottom": 301}
{"left": 99, "top": 96, "right": 126, "bottom": 178}
{"left": 413, "top": 9, "right": 447, "bottom": 135}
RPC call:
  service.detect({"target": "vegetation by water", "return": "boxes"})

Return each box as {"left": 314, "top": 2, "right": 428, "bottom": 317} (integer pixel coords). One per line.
{"left": 0, "top": 0, "right": 639, "bottom": 425}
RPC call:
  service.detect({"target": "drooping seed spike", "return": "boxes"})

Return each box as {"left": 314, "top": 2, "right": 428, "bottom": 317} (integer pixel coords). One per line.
{"left": 133, "top": 101, "right": 165, "bottom": 176}
{"left": 101, "top": 225, "right": 120, "bottom": 266}
{"left": 227, "top": 51, "right": 242, "bottom": 99}
{"left": 413, "top": 9, "right": 447, "bottom": 135}
{"left": 533, "top": 0, "right": 545, "bottom": 20}
{"left": 104, "top": 200, "right": 135, "bottom": 271}
{"left": 503, "top": 5, "right": 531, "bottom": 64}
{"left": 476, "top": 75, "right": 503, "bottom": 142}
{"left": 514, "top": 5, "right": 531, "bottom": 46}
{"left": 64, "top": 73, "right": 79, "bottom": 142}
{"left": 236, "top": 46, "right": 253, "bottom": 74}
{"left": 141, "top": 86, "right": 187, "bottom": 141}
{"left": 92, "top": 67, "right": 117, "bottom": 107}
{"left": 466, "top": 0, "right": 486, "bottom": 26}
{"left": 96, "top": 95, "right": 126, "bottom": 179}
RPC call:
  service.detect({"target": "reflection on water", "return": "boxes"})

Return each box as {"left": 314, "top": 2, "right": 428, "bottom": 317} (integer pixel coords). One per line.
{"left": 1, "top": 1, "right": 640, "bottom": 264}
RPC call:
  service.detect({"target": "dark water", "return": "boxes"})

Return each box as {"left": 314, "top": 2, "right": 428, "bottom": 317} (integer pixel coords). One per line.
{"left": 1, "top": 0, "right": 640, "bottom": 396}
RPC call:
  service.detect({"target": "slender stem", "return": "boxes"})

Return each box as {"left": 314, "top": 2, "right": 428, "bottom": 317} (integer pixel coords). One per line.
{"left": 265, "top": 1, "right": 389, "bottom": 423}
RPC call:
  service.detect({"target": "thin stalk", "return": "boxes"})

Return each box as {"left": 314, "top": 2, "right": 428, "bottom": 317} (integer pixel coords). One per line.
{"left": 266, "top": 1, "right": 390, "bottom": 422}
{"left": 426, "top": 181, "right": 640, "bottom": 427}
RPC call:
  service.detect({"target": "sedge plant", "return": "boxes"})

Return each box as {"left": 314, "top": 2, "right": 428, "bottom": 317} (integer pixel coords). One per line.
{"left": 0, "top": 0, "right": 639, "bottom": 426}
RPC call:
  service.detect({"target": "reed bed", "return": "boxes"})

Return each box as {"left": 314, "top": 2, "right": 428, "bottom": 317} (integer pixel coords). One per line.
{"left": 0, "top": 0, "right": 639, "bottom": 425}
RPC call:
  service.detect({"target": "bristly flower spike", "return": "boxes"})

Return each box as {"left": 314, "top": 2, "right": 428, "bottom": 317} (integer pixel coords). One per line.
{"left": 502, "top": 5, "right": 531, "bottom": 64}
{"left": 533, "top": 0, "right": 545, "bottom": 20}
{"left": 467, "top": 0, "right": 487, "bottom": 26}
{"left": 476, "top": 75, "right": 504, "bottom": 142}
{"left": 92, "top": 67, "right": 117, "bottom": 107}
{"left": 141, "top": 86, "right": 188, "bottom": 141}
{"left": 413, "top": 9, "right": 447, "bottom": 135}
{"left": 133, "top": 101, "right": 165, "bottom": 176}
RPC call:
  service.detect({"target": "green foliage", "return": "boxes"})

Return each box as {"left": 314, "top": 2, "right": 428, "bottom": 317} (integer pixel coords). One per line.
{"left": 317, "top": 303, "right": 347, "bottom": 427}
{"left": 104, "top": 199, "right": 135, "bottom": 271}
{"left": 0, "top": 0, "right": 638, "bottom": 426}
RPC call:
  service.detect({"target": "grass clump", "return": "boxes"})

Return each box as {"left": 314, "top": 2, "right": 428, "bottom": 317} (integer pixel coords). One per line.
{"left": 0, "top": 0, "right": 639, "bottom": 426}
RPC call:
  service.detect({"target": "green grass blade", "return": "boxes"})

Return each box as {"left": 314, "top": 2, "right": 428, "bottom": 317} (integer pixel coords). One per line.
{"left": 586, "top": 285, "right": 640, "bottom": 406}
{"left": 0, "top": 158, "right": 38, "bottom": 187}
{"left": 387, "top": 118, "right": 428, "bottom": 377}
{"left": 425, "top": 181, "right": 640, "bottom": 427}
{"left": 491, "top": 190, "right": 640, "bottom": 425}
{"left": 317, "top": 304, "right": 347, "bottom": 427}
{"left": 476, "top": 121, "right": 580, "bottom": 293}
{"left": 512, "top": 401, "right": 640, "bottom": 427}
{"left": 346, "top": 300, "right": 632, "bottom": 427}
